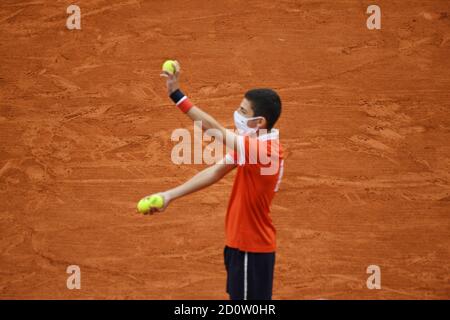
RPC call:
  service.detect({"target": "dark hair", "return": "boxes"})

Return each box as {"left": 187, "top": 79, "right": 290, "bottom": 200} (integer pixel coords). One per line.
{"left": 245, "top": 88, "right": 281, "bottom": 130}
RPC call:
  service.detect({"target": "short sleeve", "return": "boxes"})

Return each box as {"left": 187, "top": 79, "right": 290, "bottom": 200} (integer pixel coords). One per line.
{"left": 235, "top": 135, "right": 279, "bottom": 166}
{"left": 236, "top": 135, "right": 262, "bottom": 165}
{"left": 224, "top": 151, "right": 238, "bottom": 164}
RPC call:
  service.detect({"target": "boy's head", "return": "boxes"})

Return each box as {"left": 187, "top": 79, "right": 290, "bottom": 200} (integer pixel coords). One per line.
{"left": 235, "top": 88, "right": 282, "bottom": 134}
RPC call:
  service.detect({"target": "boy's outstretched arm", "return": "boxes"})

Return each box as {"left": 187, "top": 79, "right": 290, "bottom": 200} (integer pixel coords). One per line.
{"left": 146, "top": 159, "right": 236, "bottom": 215}
{"left": 161, "top": 65, "right": 238, "bottom": 152}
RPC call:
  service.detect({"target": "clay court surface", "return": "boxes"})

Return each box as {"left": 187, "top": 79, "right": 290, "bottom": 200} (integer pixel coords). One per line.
{"left": 1, "top": 0, "right": 449, "bottom": 299}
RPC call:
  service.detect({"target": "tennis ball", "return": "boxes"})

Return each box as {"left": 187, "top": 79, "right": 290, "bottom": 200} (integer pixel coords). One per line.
{"left": 162, "top": 60, "right": 179, "bottom": 75}
{"left": 137, "top": 194, "right": 164, "bottom": 213}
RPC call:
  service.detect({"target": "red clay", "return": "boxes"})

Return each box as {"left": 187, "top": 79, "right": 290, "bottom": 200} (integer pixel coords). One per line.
{"left": 0, "top": 0, "right": 449, "bottom": 299}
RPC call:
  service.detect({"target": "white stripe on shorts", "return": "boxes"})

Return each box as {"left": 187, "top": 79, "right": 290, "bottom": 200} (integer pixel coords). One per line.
{"left": 244, "top": 252, "right": 248, "bottom": 300}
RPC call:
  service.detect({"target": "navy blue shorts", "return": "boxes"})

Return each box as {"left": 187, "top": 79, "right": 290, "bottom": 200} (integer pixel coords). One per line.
{"left": 223, "top": 246, "right": 276, "bottom": 300}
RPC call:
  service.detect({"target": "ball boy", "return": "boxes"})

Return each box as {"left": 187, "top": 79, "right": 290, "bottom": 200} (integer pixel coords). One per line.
{"left": 146, "top": 64, "right": 284, "bottom": 300}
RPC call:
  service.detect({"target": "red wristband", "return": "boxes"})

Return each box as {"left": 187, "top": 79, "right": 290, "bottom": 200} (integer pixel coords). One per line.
{"left": 176, "top": 96, "right": 194, "bottom": 113}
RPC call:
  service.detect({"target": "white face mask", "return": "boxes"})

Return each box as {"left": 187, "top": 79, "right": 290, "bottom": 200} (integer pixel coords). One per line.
{"left": 233, "top": 111, "right": 262, "bottom": 135}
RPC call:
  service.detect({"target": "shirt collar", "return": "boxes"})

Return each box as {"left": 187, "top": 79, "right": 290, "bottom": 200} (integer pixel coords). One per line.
{"left": 258, "top": 128, "right": 279, "bottom": 141}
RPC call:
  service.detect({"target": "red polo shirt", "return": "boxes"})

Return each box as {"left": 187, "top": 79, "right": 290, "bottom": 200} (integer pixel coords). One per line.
{"left": 224, "top": 130, "right": 284, "bottom": 253}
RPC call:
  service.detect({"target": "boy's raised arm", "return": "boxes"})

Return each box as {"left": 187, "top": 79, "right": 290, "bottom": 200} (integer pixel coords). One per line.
{"left": 161, "top": 65, "right": 238, "bottom": 152}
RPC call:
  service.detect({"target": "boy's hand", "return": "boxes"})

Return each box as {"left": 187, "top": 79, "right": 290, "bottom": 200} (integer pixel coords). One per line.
{"left": 160, "top": 61, "right": 180, "bottom": 95}
{"left": 144, "top": 192, "right": 171, "bottom": 215}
